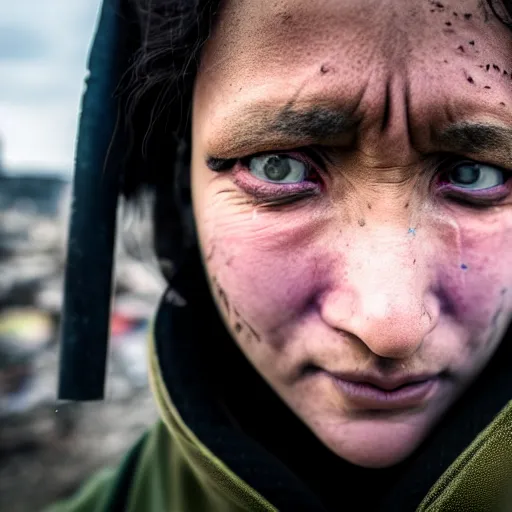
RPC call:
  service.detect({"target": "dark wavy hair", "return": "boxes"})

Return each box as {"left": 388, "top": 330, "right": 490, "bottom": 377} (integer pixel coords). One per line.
{"left": 120, "top": 0, "right": 512, "bottom": 275}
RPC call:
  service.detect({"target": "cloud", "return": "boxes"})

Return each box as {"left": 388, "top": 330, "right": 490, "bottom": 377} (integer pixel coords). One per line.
{"left": 0, "top": 0, "right": 101, "bottom": 173}
{"left": 0, "top": 25, "right": 47, "bottom": 61}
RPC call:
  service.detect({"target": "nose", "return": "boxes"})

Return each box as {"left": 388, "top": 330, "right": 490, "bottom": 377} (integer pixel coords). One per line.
{"left": 320, "top": 243, "right": 439, "bottom": 360}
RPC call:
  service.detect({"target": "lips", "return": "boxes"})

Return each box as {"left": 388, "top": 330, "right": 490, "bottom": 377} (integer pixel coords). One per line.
{"left": 327, "top": 372, "right": 440, "bottom": 410}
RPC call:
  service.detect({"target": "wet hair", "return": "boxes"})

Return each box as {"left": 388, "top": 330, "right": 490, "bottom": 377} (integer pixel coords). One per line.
{"left": 120, "top": 0, "right": 512, "bottom": 275}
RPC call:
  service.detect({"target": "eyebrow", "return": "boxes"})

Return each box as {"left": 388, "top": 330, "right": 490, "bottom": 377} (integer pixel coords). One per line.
{"left": 209, "top": 104, "right": 361, "bottom": 157}
{"left": 208, "top": 104, "right": 512, "bottom": 164}
{"left": 432, "top": 123, "right": 512, "bottom": 163}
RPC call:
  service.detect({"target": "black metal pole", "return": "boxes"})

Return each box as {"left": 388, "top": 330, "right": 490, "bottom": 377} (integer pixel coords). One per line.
{"left": 58, "top": 0, "right": 123, "bottom": 400}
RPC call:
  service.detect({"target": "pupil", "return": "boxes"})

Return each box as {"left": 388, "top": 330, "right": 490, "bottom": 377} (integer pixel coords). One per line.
{"left": 451, "top": 165, "right": 480, "bottom": 185}
{"left": 264, "top": 156, "right": 291, "bottom": 180}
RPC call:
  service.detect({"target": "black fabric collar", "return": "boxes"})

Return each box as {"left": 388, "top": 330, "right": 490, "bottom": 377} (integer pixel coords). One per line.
{"left": 155, "top": 249, "right": 512, "bottom": 511}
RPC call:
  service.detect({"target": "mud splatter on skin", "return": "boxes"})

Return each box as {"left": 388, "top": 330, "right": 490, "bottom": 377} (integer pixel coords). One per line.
{"left": 233, "top": 307, "right": 261, "bottom": 342}
{"left": 212, "top": 275, "right": 262, "bottom": 342}
{"left": 212, "top": 276, "right": 231, "bottom": 314}
{"left": 206, "top": 243, "right": 216, "bottom": 261}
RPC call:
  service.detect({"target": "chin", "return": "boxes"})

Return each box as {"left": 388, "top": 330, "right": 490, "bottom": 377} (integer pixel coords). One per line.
{"left": 315, "top": 411, "right": 436, "bottom": 469}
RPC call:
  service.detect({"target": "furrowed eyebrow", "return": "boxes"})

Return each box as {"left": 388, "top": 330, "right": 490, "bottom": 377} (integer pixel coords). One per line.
{"left": 207, "top": 103, "right": 360, "bottom": 158}
{"left": 432, "top": 122, "right": 512, "bottom": 163}
{"left": 206, "top": 100, "right": 512, "bottom": 166}
{"left": 271, "top": 104, "right": 360, "bottom": 140}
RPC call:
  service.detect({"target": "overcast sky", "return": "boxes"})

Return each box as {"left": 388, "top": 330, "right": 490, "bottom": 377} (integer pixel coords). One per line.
{"left": 0, "top": 1, "right": 101, "bottom": 173}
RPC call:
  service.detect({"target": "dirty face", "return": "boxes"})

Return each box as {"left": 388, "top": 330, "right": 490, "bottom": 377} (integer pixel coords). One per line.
{"left": 191, "top": 0, "right": 512, "bottom": 468}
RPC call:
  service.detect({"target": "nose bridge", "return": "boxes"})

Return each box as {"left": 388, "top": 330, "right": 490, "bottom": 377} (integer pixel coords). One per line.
{"left": 322, "top": 226, "right": 439, "bottom": 359}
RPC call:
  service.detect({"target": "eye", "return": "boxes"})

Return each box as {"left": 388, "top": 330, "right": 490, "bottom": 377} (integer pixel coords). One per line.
{"left": 248, "top": 154, "right": 308, "bottom": 184}
{"left": 447, "top": 162, "right": 505, "bottom": 190}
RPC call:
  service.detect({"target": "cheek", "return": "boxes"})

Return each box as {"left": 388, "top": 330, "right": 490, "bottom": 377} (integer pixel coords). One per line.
{"left": 200, "top": 204, "right": 331, "bottom": 347}
{"left": 432, "top": 211, "right": 512, "bottom": 333}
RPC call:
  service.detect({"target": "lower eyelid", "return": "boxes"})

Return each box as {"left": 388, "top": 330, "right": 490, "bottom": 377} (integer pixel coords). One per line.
{"left": 232, "top": 162, "right": 320, "bottom": 196}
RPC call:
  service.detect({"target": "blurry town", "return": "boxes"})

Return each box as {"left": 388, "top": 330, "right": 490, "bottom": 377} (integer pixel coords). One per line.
{"left": 0, "top": 138, "right": 163, "bottom": 511}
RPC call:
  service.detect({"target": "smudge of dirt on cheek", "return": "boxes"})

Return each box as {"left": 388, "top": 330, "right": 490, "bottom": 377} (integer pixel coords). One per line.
{"left": 212, "top": 276, "right": 231, "bottom": 315}
{"left": 206, "top": 243, "right": 216, "bottom": 262}
{"left": 210, "top": 278, "right": 263, "bottom": 343}
{"left": 320, "top": 63, "right": 333, "bottom": 74}
{"left": 232, "top": 307, "right": 261, "bottom": 343}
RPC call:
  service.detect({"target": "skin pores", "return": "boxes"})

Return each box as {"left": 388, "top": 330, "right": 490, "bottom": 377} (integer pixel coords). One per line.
{"left": 190, "top": 0, "right": 512, "bottom": 468}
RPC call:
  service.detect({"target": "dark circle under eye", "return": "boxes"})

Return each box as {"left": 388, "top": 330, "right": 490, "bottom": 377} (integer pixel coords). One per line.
{"left": 262, "top": 155, "right": 292, "bottom": 181}
{"left": 449, "top": 164, "right": 480, "bottom": 185}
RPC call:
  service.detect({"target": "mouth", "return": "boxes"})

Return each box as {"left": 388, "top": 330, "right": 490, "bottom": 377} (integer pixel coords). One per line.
{"left": 324, "top": 371, "right": 440, "bottom": 410}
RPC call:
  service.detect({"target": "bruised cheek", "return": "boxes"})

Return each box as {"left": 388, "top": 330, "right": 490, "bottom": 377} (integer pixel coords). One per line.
{"left": 201, "top": 205, "right": 330, "bottom": 348}
{"left": 433, "top": 211, "right": 512, "bottom": 335}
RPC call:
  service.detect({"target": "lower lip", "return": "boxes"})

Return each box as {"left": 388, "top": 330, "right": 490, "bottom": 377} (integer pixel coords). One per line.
{"left": 331, "top": 376, "right": 439, "bottom": 410}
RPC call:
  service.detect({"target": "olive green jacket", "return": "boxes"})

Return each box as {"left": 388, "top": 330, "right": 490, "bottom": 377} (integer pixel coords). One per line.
{"left": 45, "top": 327, "right": 512, "bottom": 512}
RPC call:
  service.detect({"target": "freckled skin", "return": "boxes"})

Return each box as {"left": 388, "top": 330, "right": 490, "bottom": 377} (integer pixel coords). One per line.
{"left": 191, "top": 0, "right": 512, "bottom": 468}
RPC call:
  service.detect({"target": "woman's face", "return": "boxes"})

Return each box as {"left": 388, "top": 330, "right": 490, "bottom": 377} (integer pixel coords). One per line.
{"left": 191, "top": 0, "right": 512, "bottom": 468}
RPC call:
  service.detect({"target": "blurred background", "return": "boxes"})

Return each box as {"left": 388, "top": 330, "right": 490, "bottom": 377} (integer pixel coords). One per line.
{"left": 0, "top": 2, "right": 163, "bottom": 510}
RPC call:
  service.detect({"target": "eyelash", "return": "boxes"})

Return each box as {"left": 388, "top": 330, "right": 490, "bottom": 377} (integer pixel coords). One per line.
{"left": 208, "top": 150, "right": 511, "bottom": 207}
